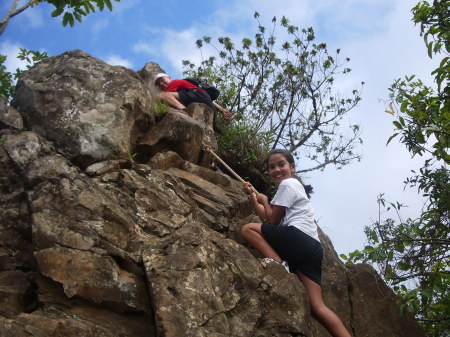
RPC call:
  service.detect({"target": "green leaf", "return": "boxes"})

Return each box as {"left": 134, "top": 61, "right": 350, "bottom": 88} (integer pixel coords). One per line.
{"left": 86, "top": 2, "right": 96, "bottom": 12}
{"left": 439, "top": 56, "right": 449, "bottom": 69}
{"left": 51, "top": 7, "right": 64, "bottom": 17}
{"left": 427, "top": 41, "right": 433, "bottom": 58}
{"left": 400, "top": 100, "right": 409, "bottom": 112}
{"left": 74, "top": 12, "right": 83, "bottom": 23}
{"left": 393, "top": 121, "right": 402, "bottom": 129}
{"left": 370, "top": 230, "right": 379, "bottom": 243}
{"left": 385, "top": 265, "right": 395, "bottom": 279}
{"left": 75, "top": 7, "right": 87, "bottom": 16}
{"left": 68, "top": 13, "right": 75, "bottom": 27}
{"left": 104, "top": 0, "right": 113, "bottom": 11}
{"left": 97, "top": 0, "right": 105, "bottom": 11}
{"left": 415, "top": 131, "right": 426, "bottom": 144}
{"left": 62, "top": 12, "right": 70, "bottom": 26}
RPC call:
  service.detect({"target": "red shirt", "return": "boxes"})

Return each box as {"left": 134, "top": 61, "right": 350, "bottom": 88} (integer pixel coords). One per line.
{"left": 165, "top": 79, "right": 206, "bottom": 93}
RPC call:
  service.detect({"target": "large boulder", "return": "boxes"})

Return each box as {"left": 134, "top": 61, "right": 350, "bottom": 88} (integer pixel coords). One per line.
{"left": 11, "top": 50, "right": 155, "bottom": 168}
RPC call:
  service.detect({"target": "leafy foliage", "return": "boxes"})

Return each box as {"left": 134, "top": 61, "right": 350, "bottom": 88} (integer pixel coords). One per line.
{"left": 215, "top": 116, "right": 275, "bottom": 194}
{"left": 386, "top": 74, "right": 449, "bottom": 164}
{"left": 0, "top": 49, "right": 48, "bottom": 103}
{"left": 183, "top": 12, "right": 363, "bottom": 176}
{"left": 0, "top": 55, "right": 15, "bottom": 102}
{"left": 343, "top": 1, "right": 449, "bottom": 336}
{"left": 46, "top": 0, "right": 119, "bottom": 27}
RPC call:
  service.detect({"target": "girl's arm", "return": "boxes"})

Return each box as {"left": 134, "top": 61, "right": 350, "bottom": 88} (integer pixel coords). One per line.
{"left": 243, "top": 182, "right": 268, "bottom": 222}
{"left": 243, "top": 182, "right": 285, "bottom": 224}
{"left": 249, "top": 191, "right": 268, "bottom": 222}
{"left": 256, "top": 194, "right": 285, "bottom": 225}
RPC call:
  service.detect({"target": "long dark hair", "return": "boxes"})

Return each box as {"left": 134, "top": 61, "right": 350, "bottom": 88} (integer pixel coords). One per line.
{"left": 265, "top": 149, "right": 314, "bottom": 198}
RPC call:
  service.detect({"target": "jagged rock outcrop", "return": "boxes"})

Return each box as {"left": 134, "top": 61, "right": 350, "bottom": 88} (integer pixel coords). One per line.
{"left": 0, "top": 50, "right": 427, "bottom": 337}
{"left": 11, "top": 50, "right": 155, "bottom": 169}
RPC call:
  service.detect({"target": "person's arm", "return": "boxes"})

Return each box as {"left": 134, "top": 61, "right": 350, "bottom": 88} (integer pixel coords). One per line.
{"left": 256, "top": 193, "right": 285, "bottom": 225}
{"left": 243, "top": 182, "right": 267, "bottom": 222}
{"left": 243, "top": 182, "right": 285, "bottom": 224}
{"left": 212, "top": 101, "right": 232, "bottom": 120}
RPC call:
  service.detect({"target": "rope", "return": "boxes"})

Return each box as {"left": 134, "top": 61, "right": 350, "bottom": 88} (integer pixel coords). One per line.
{"left": 203, "top": 144, "right": 259, "bottom": 195}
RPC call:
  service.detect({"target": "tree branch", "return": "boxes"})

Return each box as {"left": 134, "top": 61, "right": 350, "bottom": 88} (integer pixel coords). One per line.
{"left": 0, "top": 0, "right": 35, "bottom": 36}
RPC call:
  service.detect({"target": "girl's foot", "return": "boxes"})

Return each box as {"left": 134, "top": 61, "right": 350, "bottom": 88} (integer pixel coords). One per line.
{"left": 262, "top": 257, "right": 290, "bottom": 273}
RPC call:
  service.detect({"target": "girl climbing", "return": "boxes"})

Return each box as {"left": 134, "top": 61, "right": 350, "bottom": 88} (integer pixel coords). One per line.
{"left": 241, "top": 149, "right": 352, "bottom": 337}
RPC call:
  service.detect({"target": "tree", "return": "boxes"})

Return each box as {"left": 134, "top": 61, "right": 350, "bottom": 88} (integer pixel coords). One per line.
{"left": 0, "top": 0, "right": 120, "bottom": 35}
{"left": 344, "top": 1, "right": 449, "bottom": 336}
{"left": 183, "top": 12, "right": 363, "bottom": 177}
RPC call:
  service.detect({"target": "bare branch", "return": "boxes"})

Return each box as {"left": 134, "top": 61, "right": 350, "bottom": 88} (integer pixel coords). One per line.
{"left": 0, "top": 0, "right": 35, "bottom": 36}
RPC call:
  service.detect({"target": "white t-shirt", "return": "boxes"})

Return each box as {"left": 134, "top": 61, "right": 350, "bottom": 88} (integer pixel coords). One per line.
{"left": 270, "top": 178, "right": 320, "bottom": 242}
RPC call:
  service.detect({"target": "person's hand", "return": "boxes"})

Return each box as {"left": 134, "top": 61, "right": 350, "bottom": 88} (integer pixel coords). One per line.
{"left": 222, "top": 109, "right": 233, "bottom": 121}
{"left": 243, "top": 182, "right": 254, "bottom": 195}
{"left": 256, "top": 193, "right": 268, "bottom": 204}
{"left": 213, "top": 102, "right": 233, "bottom": 121}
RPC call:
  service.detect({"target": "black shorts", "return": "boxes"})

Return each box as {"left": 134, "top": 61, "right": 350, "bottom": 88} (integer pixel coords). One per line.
{"left": 178, "top": 90, "right": 216, "bottom": 112}
{"left": 261, "top": 223, "right": 323, "bottom": 285}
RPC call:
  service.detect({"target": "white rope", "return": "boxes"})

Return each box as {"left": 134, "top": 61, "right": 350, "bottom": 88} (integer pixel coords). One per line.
{"left": 203, "top": 145, "right": 259, "bottom": 195}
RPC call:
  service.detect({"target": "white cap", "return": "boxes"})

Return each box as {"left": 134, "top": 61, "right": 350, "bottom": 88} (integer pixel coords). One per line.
{"left": 154, "top": 73, "right": 169, "bottom": 84}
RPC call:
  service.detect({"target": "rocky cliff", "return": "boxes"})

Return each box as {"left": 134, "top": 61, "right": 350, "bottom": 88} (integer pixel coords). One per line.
{"left": 0, "top": 50, "right": 426, "bottom": 337}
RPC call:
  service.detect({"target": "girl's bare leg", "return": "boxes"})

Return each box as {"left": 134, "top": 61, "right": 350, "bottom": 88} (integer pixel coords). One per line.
{"left": 298, "top": 272, "right": 352, "bottom": 337}
{"left": 241, "top": 223, "right": 282, "bottom": 261}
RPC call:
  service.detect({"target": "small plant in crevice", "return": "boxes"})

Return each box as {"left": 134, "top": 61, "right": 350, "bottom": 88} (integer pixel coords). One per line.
{"left": 153, "top": 101, "right": 169, "bottom": 119}
{"left": 127, "top": 149, "right": 137, "bottom": 163}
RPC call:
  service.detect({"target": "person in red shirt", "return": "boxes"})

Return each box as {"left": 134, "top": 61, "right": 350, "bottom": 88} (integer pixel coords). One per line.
{"left": 154, "top": 73, "right": 232, "bottom": 121}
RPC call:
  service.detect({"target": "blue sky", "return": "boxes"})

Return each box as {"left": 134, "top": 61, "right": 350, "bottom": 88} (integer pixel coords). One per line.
{"left": 1, "top": 0, "right": 437, "bottom": 256}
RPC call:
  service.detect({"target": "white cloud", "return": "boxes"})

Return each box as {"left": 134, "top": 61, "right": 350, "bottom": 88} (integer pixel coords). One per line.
{"left": 0, "top": 41, "right": 27, "bottom": 73}
{"left": 205, "top": 0, "right": 395, "bottom": 43}
{"left": 133, "top": 42, "right": 156, "bottom": 56}
{"left": 159, "top": 28, "right": 215, "bottom": 73}
{"left": 104, "top": 54, "right": 133, "bottom": 68}
{"left": 22, "top": 4, "right": 44, "bottom": 28}
{"left": 209, "top": 0, "right": 314, "bottom": 29}
{"left": 133, "top": 27, "right": 218, "bottom": 76}
{"left": 111, "top": 0, "right": 140, "bottom": 14}
{"left": 91, "top": 17, "right": 111, "bottom": 36}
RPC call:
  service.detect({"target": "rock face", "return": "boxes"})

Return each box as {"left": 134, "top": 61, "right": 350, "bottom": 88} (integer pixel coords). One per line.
{"left": 0, "top": 50, "right": 426, "bottom": 337}
{"left": 11, "top": 50, "right": 155, "bottom": 168}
